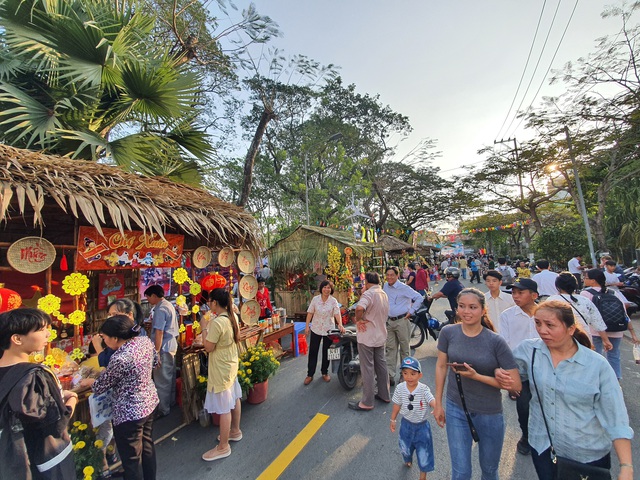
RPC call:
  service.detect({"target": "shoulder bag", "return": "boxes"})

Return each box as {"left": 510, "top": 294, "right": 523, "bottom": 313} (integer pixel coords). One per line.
{"left": 530, "top": 348, "right": 611, "bottom": 480}
{"left": 454, "top": 372, "right": 479, "bottom": 443}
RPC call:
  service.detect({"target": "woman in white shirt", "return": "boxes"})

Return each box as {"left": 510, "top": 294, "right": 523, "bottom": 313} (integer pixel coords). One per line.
{"left": 546, "top": 272, "right": 611, "bottom": 350}
{"left": 304, "top": 281, "right": 345, "bottom": 385}
{"left": 581, "top": 269, "right": 638, "bottom": 380}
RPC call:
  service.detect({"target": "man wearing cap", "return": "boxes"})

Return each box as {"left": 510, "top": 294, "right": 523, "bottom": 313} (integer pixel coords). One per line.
{"left": 483, "top": 270, "right": 515, "bottom": 332}
{"left": 531, "top": 259, "right": 558, "bottom": 300}
{"left": 499, "top": 278, "right": 539, "bottom": 456}
{"left": 349, "top": 272, "right": 390, "bottom": 411}
{"left": 383, "top": 267, "right": 424, "bottom": 386}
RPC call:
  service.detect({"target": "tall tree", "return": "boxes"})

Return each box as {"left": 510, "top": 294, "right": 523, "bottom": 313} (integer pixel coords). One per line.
{"left": 0, "top": 0, "right": 213, "bottom": 183}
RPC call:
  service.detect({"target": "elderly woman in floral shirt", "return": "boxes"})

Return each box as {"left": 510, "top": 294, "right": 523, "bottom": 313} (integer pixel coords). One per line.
{"left": 83, "top": 315, "right": 158, "bottom": 480}
{"left": 304, "top": 280, "right": 345, "bottom": 385}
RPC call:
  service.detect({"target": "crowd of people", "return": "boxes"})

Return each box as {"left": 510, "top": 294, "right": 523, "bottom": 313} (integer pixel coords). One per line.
{"left": 325, "top": 252, "right": 637, "bottom": 480}
{"left": 1, "top": 251, "right": 638, "bottom": 480}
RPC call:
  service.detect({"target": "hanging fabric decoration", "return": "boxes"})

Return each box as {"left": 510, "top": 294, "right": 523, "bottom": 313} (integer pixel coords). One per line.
{"left": 60, "top": 252, "right": 68, "bottom": 271}
{"left": 185, "top": 253, "right": 192, "bottom": 269}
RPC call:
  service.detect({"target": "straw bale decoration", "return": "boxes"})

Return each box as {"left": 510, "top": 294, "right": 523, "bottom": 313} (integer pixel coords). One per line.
{"left": 0, "top": 144, "right": 262, "bottom": 251}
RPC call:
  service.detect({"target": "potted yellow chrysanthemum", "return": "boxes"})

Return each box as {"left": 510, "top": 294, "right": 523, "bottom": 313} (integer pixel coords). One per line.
{"left": 239, "top": 343, "right": 280, "bottom": 404}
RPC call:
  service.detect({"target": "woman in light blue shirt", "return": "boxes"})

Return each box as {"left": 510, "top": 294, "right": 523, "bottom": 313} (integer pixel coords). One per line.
{"left": 509, "top": 301, "right": 634, "bottom": 480}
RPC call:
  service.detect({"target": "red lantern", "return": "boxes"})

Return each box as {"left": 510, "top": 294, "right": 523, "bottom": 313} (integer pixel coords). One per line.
{"left": 200, "top": 273, "right": 227, "bottom": 291}
{"left": 0, "top": 284, "right": 22, "bottom": 313}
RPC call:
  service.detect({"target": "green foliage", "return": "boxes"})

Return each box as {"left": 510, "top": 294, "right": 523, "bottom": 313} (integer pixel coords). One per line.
{"left": 531, "top": 223, "right": 588, "bottom": 268}
{"left": 0, "top": 0, "right": 213, "bottom": 184}
{"left": 69, "top": 421, "right": 104, "bottom": 479}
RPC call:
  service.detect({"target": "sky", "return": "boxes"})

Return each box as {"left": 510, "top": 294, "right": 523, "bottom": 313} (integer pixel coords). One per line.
{"left": 233, "top": 0, "right": 631, "bottom": 177}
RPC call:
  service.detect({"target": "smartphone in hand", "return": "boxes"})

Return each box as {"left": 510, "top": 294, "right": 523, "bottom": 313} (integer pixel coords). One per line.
{"left": 446, "top": 362, "right": 471, "bottom": 372}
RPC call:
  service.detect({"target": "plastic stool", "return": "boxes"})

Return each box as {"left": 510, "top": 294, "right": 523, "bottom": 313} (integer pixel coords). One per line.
{"left": 297, "top": 334, "right": 308, "bottom": 355}
{"left": 293, "top": 322, "right": 306, "bottom": 356}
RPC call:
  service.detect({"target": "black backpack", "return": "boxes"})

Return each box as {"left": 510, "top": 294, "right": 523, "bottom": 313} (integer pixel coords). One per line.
{"left": 587, "top": 288, "right": 628, "bottom": 332}
{"left": 0, "top": 363, "right": 40, "bottom": 480}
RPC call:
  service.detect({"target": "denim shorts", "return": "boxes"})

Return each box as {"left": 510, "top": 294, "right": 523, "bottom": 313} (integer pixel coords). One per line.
{"left": 398, "top": 417, "right": 435, "bottom": 473}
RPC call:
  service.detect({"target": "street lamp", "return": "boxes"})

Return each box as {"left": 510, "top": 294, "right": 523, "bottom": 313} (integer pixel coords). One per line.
{"left": 304, "top": 132, "right": 343, "bottom": 225}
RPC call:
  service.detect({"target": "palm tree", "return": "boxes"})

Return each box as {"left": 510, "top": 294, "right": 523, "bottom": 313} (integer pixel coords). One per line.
{"left": 0, "top": 0, "right": 213, "bottom": 184}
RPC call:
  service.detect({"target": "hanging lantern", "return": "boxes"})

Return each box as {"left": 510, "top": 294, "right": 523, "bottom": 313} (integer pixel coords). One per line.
{"left": 0, "top": 284, "right": 22, "bottom": 313}
{"left": 200, "top": 273, "right": 227, "bottom": 291}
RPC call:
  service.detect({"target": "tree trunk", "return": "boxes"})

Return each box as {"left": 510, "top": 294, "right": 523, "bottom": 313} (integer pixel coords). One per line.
{"left": 237, "top": 107, "right": 275, "bottom": 207}
{"left": 593, "top": 182, "right": 609, "bottom": 251}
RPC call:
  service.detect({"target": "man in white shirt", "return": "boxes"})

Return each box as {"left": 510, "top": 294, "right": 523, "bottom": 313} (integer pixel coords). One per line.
{"left": 531, "top": 259, "right": 558, "bottom": 299}
{"left": 483, "top": 270, "right": 515, "bottom": 332}
{"left": 499, "top": 278, "right": 539, "bottom": 457}
{"left": 603, "top": 260, "right": 623, "bottom": 289}
{"left": 567, "top": 254, "right": 585, "bottom": 289}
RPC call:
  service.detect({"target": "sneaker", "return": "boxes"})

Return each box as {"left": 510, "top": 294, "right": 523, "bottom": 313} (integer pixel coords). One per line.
{"left": 202, "top": 446, "right": 231, "bottom": 462}
{"left": 517, "top": 437, "right": 531, "bottom": 455}
{"left": 217, "top": 431, "right": 242, "bottom": 442}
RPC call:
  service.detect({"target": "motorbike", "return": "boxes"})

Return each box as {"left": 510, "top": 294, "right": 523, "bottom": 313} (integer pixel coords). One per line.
{"left": 619, "top": 269, "right": 640, "bottom": 315}
{"left": 327, "top": 325, "right": 360, "bottom": 390}
{"left": 409, "top": 296, "right": 449, "bottom": 349}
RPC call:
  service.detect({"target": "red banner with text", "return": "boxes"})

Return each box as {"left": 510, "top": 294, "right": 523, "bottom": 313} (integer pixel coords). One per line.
{"left": 76, "top": 226, "right": 184, "bottom": 271}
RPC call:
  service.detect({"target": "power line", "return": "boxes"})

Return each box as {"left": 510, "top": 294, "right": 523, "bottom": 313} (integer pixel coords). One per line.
{"left": 495, "top": 0, "right": 548, "bottom": 141}
{"left": 502, "top": 0, "right": 564, "bottom": 138}
{"left": 509, "top": 0, "right": 580, "bottom": 135}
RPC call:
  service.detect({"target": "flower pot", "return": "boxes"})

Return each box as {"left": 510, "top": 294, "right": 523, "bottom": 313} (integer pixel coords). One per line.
{"left": 246, "top": 380, "right": 268, "bottom": 404}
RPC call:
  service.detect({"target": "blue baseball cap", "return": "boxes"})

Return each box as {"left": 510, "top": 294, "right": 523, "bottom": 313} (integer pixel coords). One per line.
{"left": 401, "top": 357, "right": 421, "bottom": 373}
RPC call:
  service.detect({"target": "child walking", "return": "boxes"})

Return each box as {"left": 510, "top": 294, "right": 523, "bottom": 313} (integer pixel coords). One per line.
{"left": 390, "top": 357, "right": 436, "bottom": 480}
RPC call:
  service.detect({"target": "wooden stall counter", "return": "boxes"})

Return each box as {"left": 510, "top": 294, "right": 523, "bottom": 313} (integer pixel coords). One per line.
{"left": 262, "top": 322, "right": 295, "bottom": 358}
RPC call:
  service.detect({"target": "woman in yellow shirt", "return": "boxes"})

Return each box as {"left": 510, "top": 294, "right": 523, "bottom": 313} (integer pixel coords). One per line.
{"left": 201, "top": 288, "right": 242, "bottom": 462}
{"left": 516, "top": 260, "right": 531, "bottom": 279}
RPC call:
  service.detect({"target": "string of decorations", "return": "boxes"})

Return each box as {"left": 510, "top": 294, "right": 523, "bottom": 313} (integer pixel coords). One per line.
{"left": 314, "top": 219, "right": 532, "bottom": 237}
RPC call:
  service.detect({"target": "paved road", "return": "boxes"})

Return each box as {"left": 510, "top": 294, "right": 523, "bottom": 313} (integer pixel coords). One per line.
{"left": 155, "top": 278, "right": 640, "bottom": 480}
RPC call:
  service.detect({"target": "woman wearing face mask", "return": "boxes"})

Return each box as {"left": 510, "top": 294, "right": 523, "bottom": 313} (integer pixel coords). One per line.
{"left": 433, "top": 288, "right": 521, "bottom": 480}
{"left": 509, "top": 301, "right": 633, "bottom": 480}
{"left": 200, "top": 288, "right": 242, "bottom": 462}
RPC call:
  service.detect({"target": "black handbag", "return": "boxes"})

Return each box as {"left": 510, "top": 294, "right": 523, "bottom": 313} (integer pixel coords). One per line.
{"left": 530, "top": 349, "right": 611, "bottom": 480}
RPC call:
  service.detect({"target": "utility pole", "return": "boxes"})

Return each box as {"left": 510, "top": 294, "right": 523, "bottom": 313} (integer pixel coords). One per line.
{"left": 564, "top": 126, "right": 597, "bottom": 268}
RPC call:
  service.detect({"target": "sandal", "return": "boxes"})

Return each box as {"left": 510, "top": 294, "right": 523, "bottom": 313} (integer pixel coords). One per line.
{"left": 348, "top": 401, "right": 373, "bottom": 411}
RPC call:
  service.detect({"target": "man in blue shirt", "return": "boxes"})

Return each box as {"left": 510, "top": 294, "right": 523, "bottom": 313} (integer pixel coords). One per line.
{"left": 430, "top": 267, "right": 464, "bottom": 322}
{"left": 383, "top": 267, "right": 424, "bottom": 385}
{"left": 145, "top": 284, "right": 178, "bottom": 417}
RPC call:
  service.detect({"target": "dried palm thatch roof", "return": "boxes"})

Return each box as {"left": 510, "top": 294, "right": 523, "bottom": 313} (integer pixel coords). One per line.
{"left": 267, "top": 226, "right": 373, "bottom": 274}
{"left": 0, "top": 145, "right": 261, "bottom": 250}
{"left": 376, "top": 234, "right": 414, "bottom": 253}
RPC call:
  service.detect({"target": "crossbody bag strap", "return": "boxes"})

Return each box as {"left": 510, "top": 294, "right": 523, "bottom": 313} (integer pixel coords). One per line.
{"left": 560, "top": 295, "right": 588, "bottom": 324}
{"left": 530, "top": 348, "right": 557, "bottom": 463}
{"left": 454, "top": 372, "right": 479, "bottom": 443}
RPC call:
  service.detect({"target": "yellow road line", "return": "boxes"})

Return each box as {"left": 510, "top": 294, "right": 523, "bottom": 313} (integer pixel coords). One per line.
{"left": 256, "top": 413, "right": 329, "bottom": 480}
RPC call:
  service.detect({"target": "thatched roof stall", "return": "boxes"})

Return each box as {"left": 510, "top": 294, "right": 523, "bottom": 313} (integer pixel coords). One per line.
{"left": 0, "top": 144, "right": 261, "bottom": 250}
{"left": 0, "top": 145, "right": 261, "bottom": 320}
{"left": 376, "top": 234, "right": 414, "bottom": 254}
{"left": 267, "top": 226, "right": 375, "bottom": 315}
{"left": 267, "top": 225, "right": 372, "bottom": 275}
